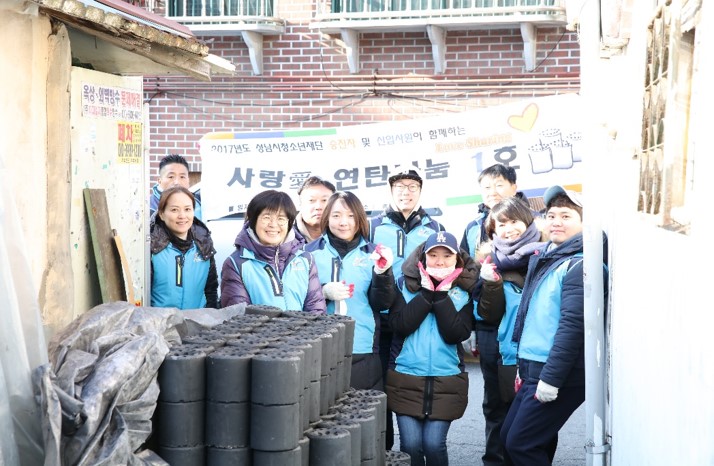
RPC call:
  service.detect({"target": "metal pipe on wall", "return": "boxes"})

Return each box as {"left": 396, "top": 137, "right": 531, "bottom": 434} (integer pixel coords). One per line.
{"left": 142, "top": 74, "right": 580, "bottom": 91}
{"left": 579, "top": 0, "right": 610, "bottom": 465}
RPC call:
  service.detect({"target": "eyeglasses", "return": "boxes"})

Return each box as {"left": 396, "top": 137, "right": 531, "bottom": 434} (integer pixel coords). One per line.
{"left": 258, "top": 214, "right": 289, "bottom": 227}
{"left": 393, "top": 183, "right": 420, "bottom": 193}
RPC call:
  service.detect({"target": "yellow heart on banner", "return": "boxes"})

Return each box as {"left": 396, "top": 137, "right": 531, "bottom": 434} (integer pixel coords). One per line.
{"left": 508, "top": 103, "right": 539, "bottom": 132}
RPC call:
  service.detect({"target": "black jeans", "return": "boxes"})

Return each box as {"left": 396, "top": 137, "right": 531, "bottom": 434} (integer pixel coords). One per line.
{"left": 379, "top": 322, "right": 395, "bottom": 450}
{"left": 477, "top": 328, "right": 509, "bottom": 466}
{"left": 501, "top": 360, "right": 583, "bottom": 466}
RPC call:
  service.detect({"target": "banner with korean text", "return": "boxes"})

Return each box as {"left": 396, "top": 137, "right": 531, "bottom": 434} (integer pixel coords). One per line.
{"left": 200, "top": 93, "right": 585, "bottom": 237}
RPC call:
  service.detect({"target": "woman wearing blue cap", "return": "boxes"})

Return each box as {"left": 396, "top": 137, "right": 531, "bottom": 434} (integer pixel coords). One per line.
{"left": 385, "top": 231, "right": 479, "bottom": 466}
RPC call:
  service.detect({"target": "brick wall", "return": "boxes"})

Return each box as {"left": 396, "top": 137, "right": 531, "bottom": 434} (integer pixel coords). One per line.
{"left": 145, "top": 2, "right": 580, "bottom": 181}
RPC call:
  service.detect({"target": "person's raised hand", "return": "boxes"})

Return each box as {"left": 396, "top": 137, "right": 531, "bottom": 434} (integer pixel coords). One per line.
{"left": 417, "top": 262, "right": 434, "bottom": 291}
{"left": 370, "top": 244, "right": 394, "bottom": 274}
{"left": 480, "top": 255, "right": 501, "bottom": 282}
{"left": 322, "top": 281, "right": 351, "bottom": 301}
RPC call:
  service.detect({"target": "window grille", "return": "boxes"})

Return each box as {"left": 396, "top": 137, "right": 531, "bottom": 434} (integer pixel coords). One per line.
{"left": 638, "top": 0, "right": 694, "bottom": 235}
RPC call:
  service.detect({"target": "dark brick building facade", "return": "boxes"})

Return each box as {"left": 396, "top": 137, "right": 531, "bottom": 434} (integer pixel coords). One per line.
{"left": 143, "top": 0, "right": 580, "bottom": 180}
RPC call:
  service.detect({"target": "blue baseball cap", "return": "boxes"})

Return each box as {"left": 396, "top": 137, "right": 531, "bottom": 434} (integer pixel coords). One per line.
{"left": 424, "top": 231, "right": 459, "bottom": 254}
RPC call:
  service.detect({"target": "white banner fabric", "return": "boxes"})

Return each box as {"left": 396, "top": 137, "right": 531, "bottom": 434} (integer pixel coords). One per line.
{"left": 200, "top": 93, "right": 586, "bottom": 237}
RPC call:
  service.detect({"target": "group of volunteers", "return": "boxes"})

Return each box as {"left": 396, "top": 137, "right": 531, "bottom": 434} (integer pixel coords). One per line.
{"left": 148, "top": 153, "right": 606, "bottom": 466}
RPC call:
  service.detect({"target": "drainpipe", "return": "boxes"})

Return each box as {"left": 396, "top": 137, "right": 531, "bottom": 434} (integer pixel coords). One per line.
{"left": 579, "top": 0, "right": 610, "bottom": 465}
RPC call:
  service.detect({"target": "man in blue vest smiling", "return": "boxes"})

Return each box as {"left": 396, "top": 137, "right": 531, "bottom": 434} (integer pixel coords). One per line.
{"left": 149, "top": 154, "right": 202, "bottom": 220}
{"left": 501, "top": 185, "right": 607, "bottom": 465}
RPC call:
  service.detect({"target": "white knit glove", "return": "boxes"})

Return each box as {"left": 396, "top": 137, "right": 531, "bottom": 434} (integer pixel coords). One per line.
{"left": 370, "top": 244, "right": 394, "bottom": 274}
{"left": 480, "top": 256, "right": 501, "bottom": 282}
{"left": 417, "top": 262, "right": 434, "bottom": 290}
{"left": 535, "top": 380, "right": 559, "bottom": 403}
{"left": 461, "top": 331, "right": 478, "bottom": 358}
{"left": 322, "top": 282, "right": 351, "bottom": 301}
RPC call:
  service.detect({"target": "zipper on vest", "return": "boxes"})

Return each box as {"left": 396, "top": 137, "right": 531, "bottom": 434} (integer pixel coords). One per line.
{"left": 423, "top": 376, "right": 434, "bottom": 416}
{"left": 175, "top": 254, "right": 185, "bottom": 287}
{"left": 264, "top": 246, "right": 284, "bottom": 297}
{"left": 331, "top": 257, "right": 341, "bottom": 282}
{"left": 263, "top": 265, "right": 283, "bottom": 296}
{"left": 397, "top": 230, "right": 405, "bottom": 258}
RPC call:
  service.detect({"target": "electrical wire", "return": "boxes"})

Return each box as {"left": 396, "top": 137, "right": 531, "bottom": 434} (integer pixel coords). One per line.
{"left": 531, "top": 28, "right": 568, "bottom": 72}
{"left": 161, "top": 90, "right": 364, "bottom": 107}
{"left": 318, "top": 33, "right": 352, "bottom": 94}
{"left": 143, "top": 23, "right": 578, "bottom": 125}
{"left": 169, "top": 92, "right": 371, "bottom": 125}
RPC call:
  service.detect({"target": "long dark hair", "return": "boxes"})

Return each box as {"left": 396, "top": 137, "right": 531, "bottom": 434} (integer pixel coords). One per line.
{"left": 319, "top": 191, "right": 370, "bottom": 239}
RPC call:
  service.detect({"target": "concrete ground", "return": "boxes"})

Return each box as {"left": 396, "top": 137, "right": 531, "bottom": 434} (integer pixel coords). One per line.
{"left": 392, "top": 361, "right": 586, "bottom": 466}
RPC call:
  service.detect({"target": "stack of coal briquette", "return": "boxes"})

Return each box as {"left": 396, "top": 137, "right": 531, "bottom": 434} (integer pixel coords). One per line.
{"left": 151, "top": 305, "right": 397, "bottom": 466}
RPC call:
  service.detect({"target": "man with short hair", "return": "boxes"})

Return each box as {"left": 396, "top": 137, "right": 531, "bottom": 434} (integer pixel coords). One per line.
{"left": 461, "top": 163, "right": 531, "bottom": 466}
{"left": 461, "top": 164, "right": 522, "bottom": 257}
{"left": 294, "top": 176, "right": 336, "bottom": 244}
{"left": 370, "top": 167, "right": 445, "bottom": 279}
{"left": 500, "top": 185, "right": 606, "bottom": 465}
{"left": 149, "top": 154, "right": 202, "bottom": 220}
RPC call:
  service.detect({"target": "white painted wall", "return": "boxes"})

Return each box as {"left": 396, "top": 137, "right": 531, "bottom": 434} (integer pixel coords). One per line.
{"left": 584, "top": 1, "right": 714, "bottom": 464}
{"left": 0, "top": 3, "right": 50, "bottom": 292}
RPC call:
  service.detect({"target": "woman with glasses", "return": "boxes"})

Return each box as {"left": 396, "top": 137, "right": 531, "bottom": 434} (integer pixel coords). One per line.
{"left": 220, "top": 189, "right": 326, "bottom": 314}
{"left": 305, "top": 191, "right": 396, "bottom": 390}
{"left": 151, "top": 186, "right": 218, "bottom": 309}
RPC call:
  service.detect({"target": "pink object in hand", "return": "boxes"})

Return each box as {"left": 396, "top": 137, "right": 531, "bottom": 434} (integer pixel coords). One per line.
{"left": 374, "top": 244, "right": 388, "bottom": 269}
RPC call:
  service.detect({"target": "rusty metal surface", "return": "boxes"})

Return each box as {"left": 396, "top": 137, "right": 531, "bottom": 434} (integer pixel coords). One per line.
{"left": 33, "top": 0, "right": 209, "bottom": 56}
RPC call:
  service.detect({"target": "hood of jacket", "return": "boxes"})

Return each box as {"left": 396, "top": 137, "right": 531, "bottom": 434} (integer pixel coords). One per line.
{"left": 293, "top": 213, "right": 316, "bottom": 244}
{"left": 401, "top": 241, "right": 480, "bottom": 294}
{"left": 543, "top": 231, "right": 584, "bottom": 259}
{"left": 234, "top": 221, "right": 303, "bottom": 270}
{"left": 384, "top": 205, "right": 430, "bottom": 234}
